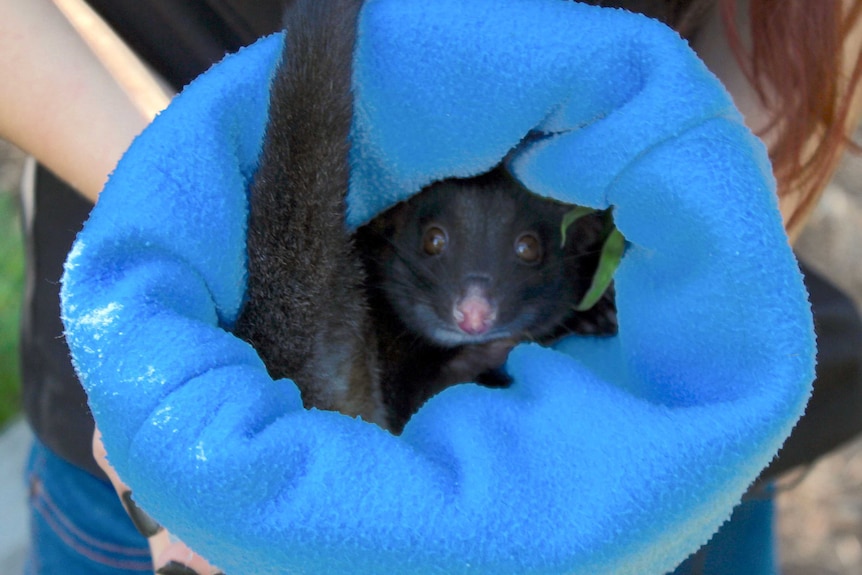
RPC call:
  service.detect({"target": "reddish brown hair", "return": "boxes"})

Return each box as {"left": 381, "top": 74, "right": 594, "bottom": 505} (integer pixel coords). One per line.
{"left": 720, "top": 0, "right": 862, "bottom": 235}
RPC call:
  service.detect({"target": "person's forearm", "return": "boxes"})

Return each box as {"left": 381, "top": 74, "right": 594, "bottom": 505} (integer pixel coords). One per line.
{"left": 0, "top": 0, "right": 160, "bottom": 203}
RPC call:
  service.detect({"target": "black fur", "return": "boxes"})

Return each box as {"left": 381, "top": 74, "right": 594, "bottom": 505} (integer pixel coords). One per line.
{"left": 233, "top": 0, "right": 385, "bottom": 425}
{"left": 355, "top": 168, "right": 613, "bottom": 432}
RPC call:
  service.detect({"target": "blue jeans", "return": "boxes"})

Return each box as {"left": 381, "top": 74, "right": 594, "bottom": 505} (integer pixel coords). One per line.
{"left": 24, "top": 439, "right": 151, "bottom": 575}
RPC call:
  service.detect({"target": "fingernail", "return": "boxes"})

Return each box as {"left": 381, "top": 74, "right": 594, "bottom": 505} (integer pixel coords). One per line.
{"left": 120, "top": 490, "right": 163, "bottom": 538}
{"left": 155, "top": 560, "right": 199, "bottom": 575}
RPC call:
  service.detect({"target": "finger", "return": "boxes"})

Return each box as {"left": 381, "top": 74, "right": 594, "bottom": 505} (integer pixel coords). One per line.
{"left": 94, "top": 427, "right": 165, "bottom": 537}
{"left": 92, "top": 426, "right": 127, "bottom": 490}
{"left": 153, "top": 540, "right": 225, "bottom": 575}
{"left": 146, "top": 520, "right": 224, "bottom": 575}
{"left": 92, "top": 427, "right": 223, "bottom": 575}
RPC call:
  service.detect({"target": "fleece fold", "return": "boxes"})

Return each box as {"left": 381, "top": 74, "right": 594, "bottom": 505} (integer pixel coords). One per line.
{"left": 61, "top": 1, "right": 814, "bottom": 573}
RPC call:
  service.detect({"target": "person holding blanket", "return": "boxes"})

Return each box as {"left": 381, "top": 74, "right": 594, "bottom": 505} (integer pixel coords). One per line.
{"left": 1, "top": 0, "right": 861, "bottom": 574}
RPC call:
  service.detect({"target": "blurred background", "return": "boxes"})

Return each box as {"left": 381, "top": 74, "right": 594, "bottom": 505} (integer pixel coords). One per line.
{"left": 776, "top": 125, "right": 862, "bottom": 575}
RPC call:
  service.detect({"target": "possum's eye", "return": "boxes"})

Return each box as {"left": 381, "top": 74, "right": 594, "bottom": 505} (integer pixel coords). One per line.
{"left": 422, "top": 225, "right": 448, "bottom": 255}
{"left": 514, "top": 232, "right": 542, "bottom": 264}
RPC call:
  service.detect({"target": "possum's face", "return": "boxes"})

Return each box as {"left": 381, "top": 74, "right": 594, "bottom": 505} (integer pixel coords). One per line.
{"left": 369, "top": 172, "right": 600, "bottom": 347}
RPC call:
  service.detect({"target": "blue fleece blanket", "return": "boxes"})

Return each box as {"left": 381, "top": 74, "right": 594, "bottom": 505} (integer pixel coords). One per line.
{"left": 60, "top": 0, "right": 815, "bottom": 573}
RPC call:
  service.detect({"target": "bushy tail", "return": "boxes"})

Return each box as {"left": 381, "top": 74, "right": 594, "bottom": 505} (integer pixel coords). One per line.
{"left": 235, "top": 0, "right": 385, "bottom": 426}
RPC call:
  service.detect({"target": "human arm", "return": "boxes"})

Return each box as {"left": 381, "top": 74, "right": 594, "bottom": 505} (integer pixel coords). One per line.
{"left": 0, "top": 1, "right": 190, "bottom": 571}
{"left": 0, "top": 0, "right": 168, "bottom": 203}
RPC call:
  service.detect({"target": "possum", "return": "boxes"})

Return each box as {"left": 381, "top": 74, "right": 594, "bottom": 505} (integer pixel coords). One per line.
{"left": 233, "top": 0, "right": 616, "bottom": 433}
{"left": 355, "top": 168, "right": 614, "bottom": 431}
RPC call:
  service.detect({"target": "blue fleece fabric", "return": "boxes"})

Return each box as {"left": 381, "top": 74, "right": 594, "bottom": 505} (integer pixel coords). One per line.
{"left": 60, "top": 1, "right": 815, "bottom": 574}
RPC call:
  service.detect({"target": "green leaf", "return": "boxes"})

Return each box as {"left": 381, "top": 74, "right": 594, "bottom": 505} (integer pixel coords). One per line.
{"left": 560, "top": 206, "right": 597, "bottom": 248}
{"left": 576, "top": 227, "right": 625, "bottom": 311}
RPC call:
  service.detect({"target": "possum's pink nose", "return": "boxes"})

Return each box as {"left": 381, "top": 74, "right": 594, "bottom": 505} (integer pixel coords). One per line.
{"left": 454, "top": 288, "right": 497, "bottom": 335}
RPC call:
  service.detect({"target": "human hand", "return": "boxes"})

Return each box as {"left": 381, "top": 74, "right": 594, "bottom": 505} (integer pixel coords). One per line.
{"left": 92, "top": 427, "right": 225, "bottom": 575}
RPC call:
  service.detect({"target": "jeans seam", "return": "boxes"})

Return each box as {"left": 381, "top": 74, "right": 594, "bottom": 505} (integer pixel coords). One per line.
{"left": 30, "top": 477, "right": 152, "bottom": 571}
{"left": 33, "top": 478, "right": 151, "bottom": 557}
